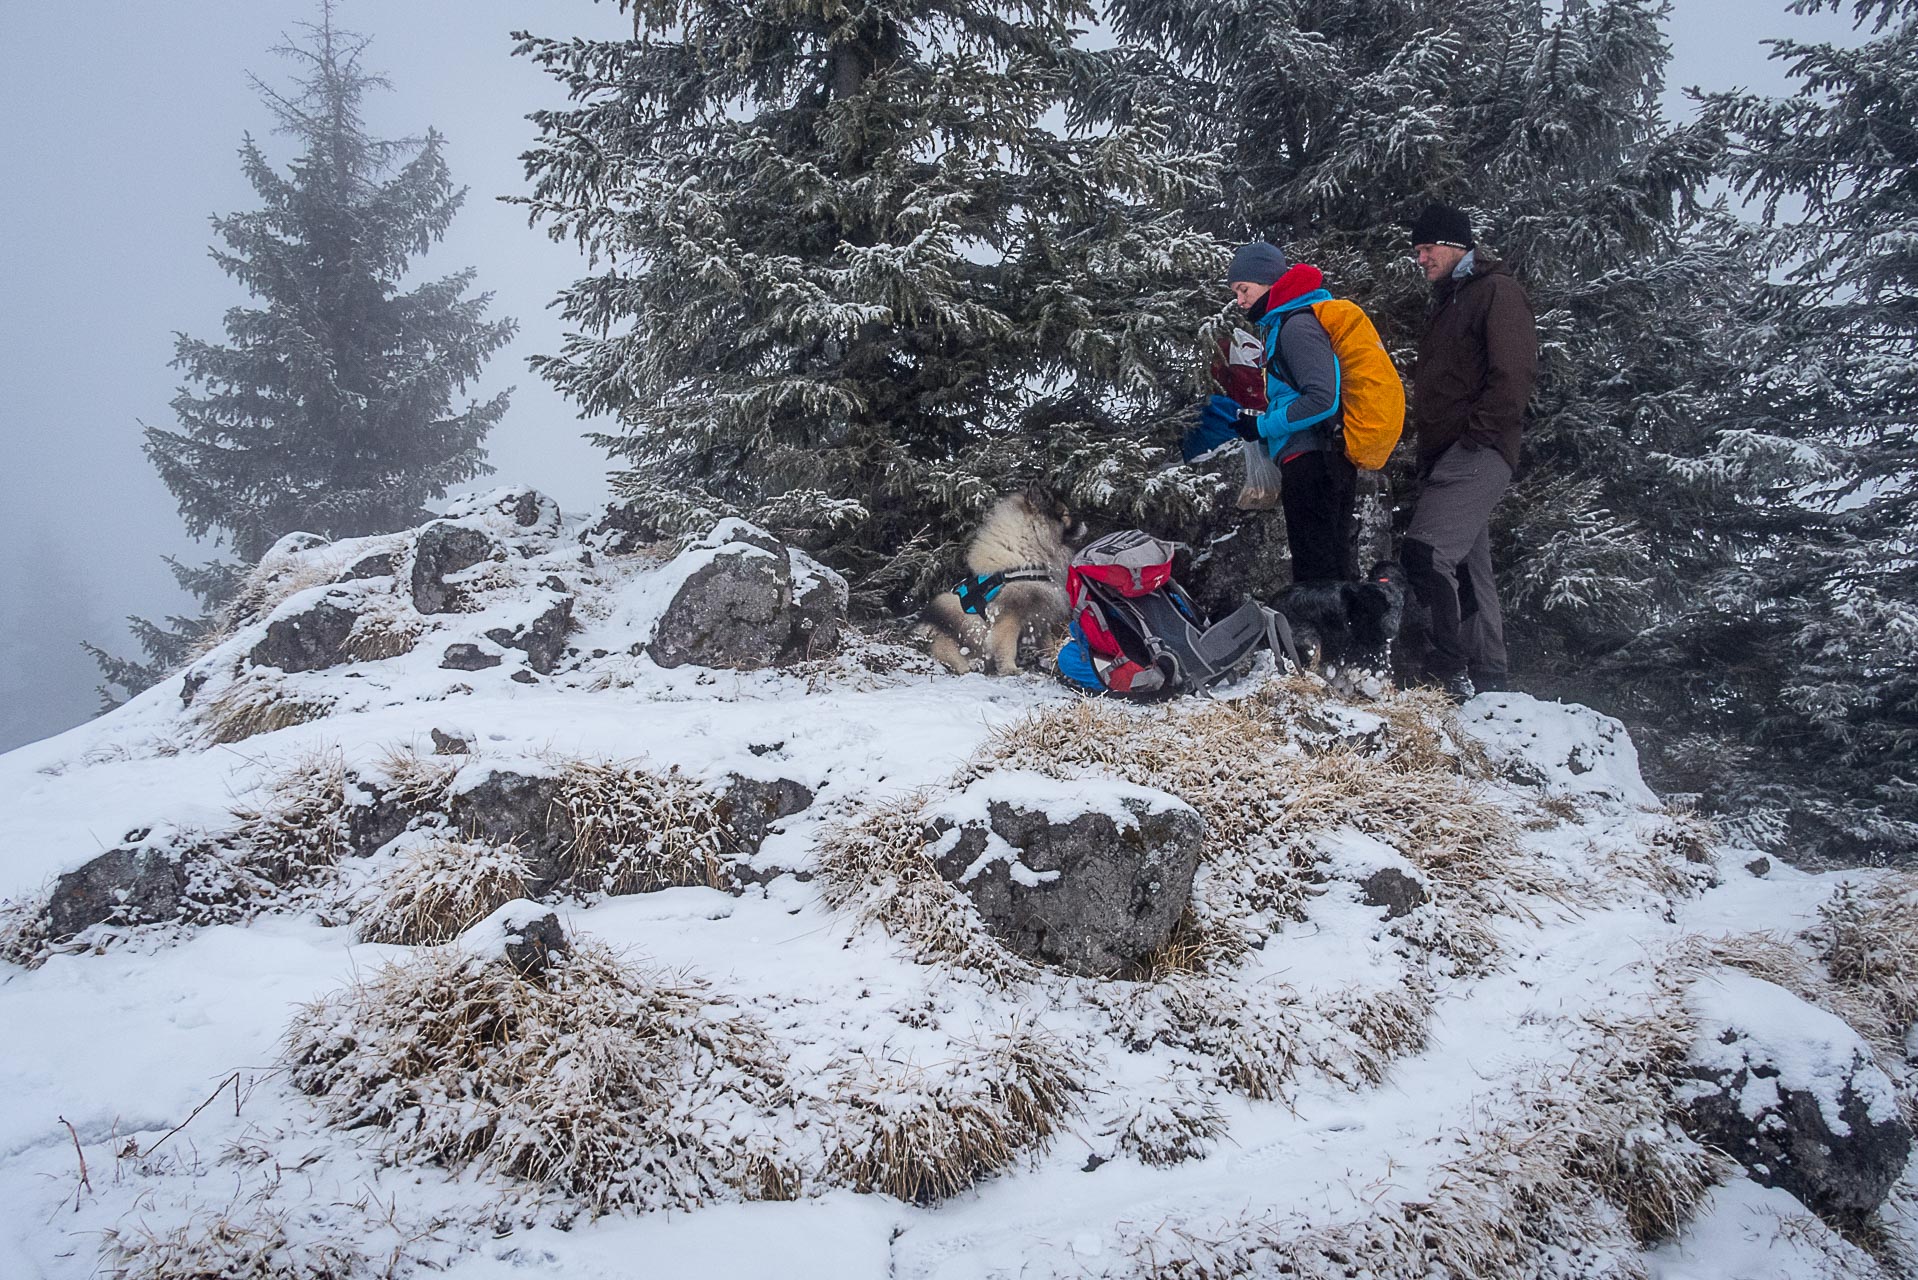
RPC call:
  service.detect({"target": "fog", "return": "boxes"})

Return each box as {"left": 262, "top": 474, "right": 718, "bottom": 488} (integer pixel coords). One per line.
{"left": 0, "top": 0, "right": 1859, "bottom": 751}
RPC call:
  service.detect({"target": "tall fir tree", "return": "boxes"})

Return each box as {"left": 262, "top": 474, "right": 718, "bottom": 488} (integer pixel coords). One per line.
{"left": 93, "top": 2, "right": 515, "bottom": 705}
{"left": 1625, "top": 0, "right": 1918, "bottom": 861}
{"left": 1096, "top": 0, "right": 1745, "bottom": 635}
{"left": 513, "top": 0, "right": 1223, "bottom": 603}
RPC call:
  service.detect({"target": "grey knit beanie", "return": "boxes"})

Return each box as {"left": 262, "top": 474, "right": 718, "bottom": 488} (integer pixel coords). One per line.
{"left": 1227, "top": 242, "right": 1289, "bottom": 287}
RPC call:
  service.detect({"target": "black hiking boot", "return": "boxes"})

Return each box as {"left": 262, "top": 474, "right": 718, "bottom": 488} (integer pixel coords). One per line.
{"left": 1438, "top": 671, "right": 1476, "bottom": 705}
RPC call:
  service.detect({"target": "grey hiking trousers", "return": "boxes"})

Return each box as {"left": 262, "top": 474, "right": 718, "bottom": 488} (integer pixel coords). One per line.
{"left": 1404, "top": 443, "right": 1511, "bottom": 681}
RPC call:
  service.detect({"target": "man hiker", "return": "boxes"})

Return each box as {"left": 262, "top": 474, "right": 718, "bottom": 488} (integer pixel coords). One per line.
{"left": 1185, "top": 243, "right": 1358, "bottom": 584}
{"left": 1404, "top": 203, "right": 1536, "bottom": 702}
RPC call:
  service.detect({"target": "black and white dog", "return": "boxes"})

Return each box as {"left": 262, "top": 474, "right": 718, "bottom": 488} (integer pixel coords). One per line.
{"left": 1274, "top": 561, "right": 1406, "bottom": 688}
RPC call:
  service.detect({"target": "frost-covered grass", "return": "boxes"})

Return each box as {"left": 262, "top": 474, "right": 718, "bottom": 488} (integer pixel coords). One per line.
{"left": 556, "top": 759, "right": 734, "bottom": 895}
{"left": 349, "top": 834, "right": 531, "bottom": 945}
{"left": 286, "top": 940, "right": 795, "bottom": 1215}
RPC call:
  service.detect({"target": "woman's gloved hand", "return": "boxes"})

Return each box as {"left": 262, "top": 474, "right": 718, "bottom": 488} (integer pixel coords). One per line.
{"left": 1181, "top": 394, "right": 1259, "bottom": 463}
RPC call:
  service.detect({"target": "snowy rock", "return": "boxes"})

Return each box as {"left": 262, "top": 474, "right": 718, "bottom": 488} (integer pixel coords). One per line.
{"left": 1317, "top": 829, "right": 1431, "bottom": 920}
{"left": 645, "top": 521, "right": 846, "bottom": 669}
{"left": 456, "top": 899, "right": 572, "bottom": 979}
{"left": 788, "top": 548, "right": 849, "bottom": 659}
{"left": 46, "top": 840, "right": 189, "bottom": 940}
{"left": 410, "top": 521, "right": 500, "bottom": 615}
{"left": 247, "top": 593, "right": 359, "bottom": 672}
{"left": 440, "top": 642, "right": 502, "bottom": 671}
{"left": 445, "top": 766, "right": 571, "bottom": 892}
{"left": 718, "top": 773, "right": 815, "bottom": 856}
{"left": 336, "top": 550, "right": 398, "bottom": 582}
{"left": 1182, "top": 511, "right": 1291, "bottom": 623}
{"left": 1678, "top": 971, "right": 1911, "bottom": 1221}
{"left": 484, "top": 593, "right": 575, "bottom": 674}
{"left": 581, "top": 497, "right": 667, "bottom": 555}
{"left": 1457, "top": 693, "right": 1659, "bottom": 809}
{"left": 648, "top": 531, "right": 793, "bottom": 670}
{"left": 926, "top": 772, "right": 1205, "bottom": 978}
{"left": 444, "top": 485, "right": 562, "bottom": 534}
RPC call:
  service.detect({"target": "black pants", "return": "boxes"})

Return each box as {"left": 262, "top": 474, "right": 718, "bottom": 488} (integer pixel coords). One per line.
{"left": 1280, "top": 449, "right": 1357, "bottom": 583}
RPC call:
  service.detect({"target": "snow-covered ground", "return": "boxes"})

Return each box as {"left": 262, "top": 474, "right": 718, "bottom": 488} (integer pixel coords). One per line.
{"left": 2, "top": 496, "right": 1911, "bottom": 1279}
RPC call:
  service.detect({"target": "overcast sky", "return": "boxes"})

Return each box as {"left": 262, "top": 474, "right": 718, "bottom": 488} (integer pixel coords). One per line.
{"left": 0, "top": 0, "right": 1863, "bottom": 751}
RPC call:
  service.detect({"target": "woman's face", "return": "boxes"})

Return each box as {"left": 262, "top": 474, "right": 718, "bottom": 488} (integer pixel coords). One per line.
{"left": 1230, "top": 280, "right": 1266, "bottom": 309}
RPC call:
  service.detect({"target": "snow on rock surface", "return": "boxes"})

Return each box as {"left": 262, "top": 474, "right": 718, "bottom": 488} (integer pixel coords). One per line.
{"left": 1459, "top": 690, "right": 1661, "bottom": 808}
{"left": 1679, "top": 970, "right": 1911, "bottom": 1219}
{"left": 1, "top": 497, "right": 1916, "bottom": 1279}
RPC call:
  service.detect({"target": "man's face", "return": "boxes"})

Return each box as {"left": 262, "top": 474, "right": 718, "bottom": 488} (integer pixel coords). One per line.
{"left": 1414, "top": 243, "right": 1468, "bottom": 282}
{"left": 1230, "top": 280, "right": 1267, "bottom": 310}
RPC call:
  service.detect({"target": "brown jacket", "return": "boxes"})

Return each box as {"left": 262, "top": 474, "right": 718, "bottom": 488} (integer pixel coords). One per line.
{"left": 1412, "top": 255, "right": 1536, "bottom": 471}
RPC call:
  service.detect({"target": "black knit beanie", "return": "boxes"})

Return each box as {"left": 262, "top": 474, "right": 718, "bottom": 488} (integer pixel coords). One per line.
{"left": 1227, "top": 242, "right": 1289, "bottom": 287}
{"left": 1409, "top": 204, "right": 1474, "bottom": 250}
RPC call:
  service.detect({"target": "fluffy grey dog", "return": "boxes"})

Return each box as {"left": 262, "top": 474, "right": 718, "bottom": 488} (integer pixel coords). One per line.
{"left": 925, "top": 489, "right": 1078, "bottom": 675}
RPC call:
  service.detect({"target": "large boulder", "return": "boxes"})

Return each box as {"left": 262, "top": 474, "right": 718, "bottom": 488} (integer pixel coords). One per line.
{"left": 249, "top": 594, "right": 359, "bottom": 672}
{"left": 646, "top": 522, "right": 849, "bottom": 670}
{"left": 1678, "top": 972, "right": 1911, "bottom": 1222}
{"left": 47, "top": 840, "right": 190, "bottom": 940}
{"left": 926, "top": 773, "right": 1205, "bottom": 978}
{"left": 1182, "top": 509, "right": 1292, "bottom": 623}
{"left": 411, "top": 521, "right": 501, "bottom": 615}
{"left": 648, "top": 540, "right": 794, "bottom": 670}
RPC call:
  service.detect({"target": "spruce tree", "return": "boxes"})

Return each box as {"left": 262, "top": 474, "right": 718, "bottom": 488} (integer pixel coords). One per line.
{"left": 513, "top": 0, "right": 1223, "bottom": 603}
{"left": 1638, "top": 0, "right": 1918, "bottom": 861}
{"left": 94, "top": 2, "right": 515, "bottom": 703}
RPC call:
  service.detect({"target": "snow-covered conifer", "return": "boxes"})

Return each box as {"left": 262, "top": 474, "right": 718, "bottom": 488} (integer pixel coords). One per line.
{"left": 513, "top": 0, "right": 1222, "bottom": 600}
{"left": 1634, "top": 0, "right": 1918, "bottom": 860}
{"left": 95, "top": 3, "right": 515, "bottom": 702}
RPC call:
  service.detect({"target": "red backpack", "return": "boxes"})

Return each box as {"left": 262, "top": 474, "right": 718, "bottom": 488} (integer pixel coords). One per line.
{"left": 1057, "top": 531, "right": 1301, "bottom": 698}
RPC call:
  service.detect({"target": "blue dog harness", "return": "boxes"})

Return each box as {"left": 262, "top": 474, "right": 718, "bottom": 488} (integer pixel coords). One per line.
{"left": 952, "top": 566, "right": 1056, "bottom": 616}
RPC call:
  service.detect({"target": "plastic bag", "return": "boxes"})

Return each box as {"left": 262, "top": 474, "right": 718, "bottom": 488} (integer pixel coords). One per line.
{"left": 1237, "top": 438, "right": 1282, "bottom": 510}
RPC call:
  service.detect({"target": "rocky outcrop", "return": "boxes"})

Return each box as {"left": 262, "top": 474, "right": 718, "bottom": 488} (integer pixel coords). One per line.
{"left": 927, "top": 775, "right": 1205, "bottom": 978}
{"left": 581, "top": 498, "right": 667, "bottom": 555}
{"left": 445, "top": 768, "right": 573, "bottom": 891}
{"left": 486, "top": 594, "right": 574, "bottom": 674}
{"left": 410, "top": 521, "right": 500, "bottom": 615}
{"left": 647, "top": 522, "right": 848, "bottom": 670}
{"left": 1679, "top": 972, "right": 1912, "bottom": 1222}
{"left": 46, "top": 841, "right": 189, "bottom": 940}
{"left": 249, "top": 595, "right": 359, "bottom": 673}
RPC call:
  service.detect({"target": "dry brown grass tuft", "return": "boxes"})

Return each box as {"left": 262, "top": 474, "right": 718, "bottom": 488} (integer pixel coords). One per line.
{"left": 102, "top": 1207, "right": 365, "bottom": 1280}
{"left": 1102, "top": 988, "right": 1724, "bottom": 1278}
{"left": 557, "top": 760, "right": 735, "bottom": 894}
{"left": 352, "top": 836, "right": 532, "bottom": 945}
{"left": 823, "top": 1024, "right": 1084, "bottom": 1202}
{"left": 371, "top": 743, "right": 460, "bottom": 812}
{"left": 227, "top": 750, "right": 352, "bottom": 892}
{"left": 0, "top": 893, "right": 52, "bottom": 969}
{"left": 285, "top": 939, "right": 796, "bottom": 1213}
{"left": 1106, "top": 1073, "right": 1228, "bottom": 1167}
{"left": 199, "top": 677, "right": 335, "bottom": 745}
{"left": 1806, "top": 877, "right": 1918, "bottom": 1052}
{"left": 341, "top": 611, "right": 421, "bottom": 662}
{"left": 816, "top": 791, "right": 1035, "bottom": 986}
{"left": 1090, "top": 976, "right": 1303, "bottom": 1101}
